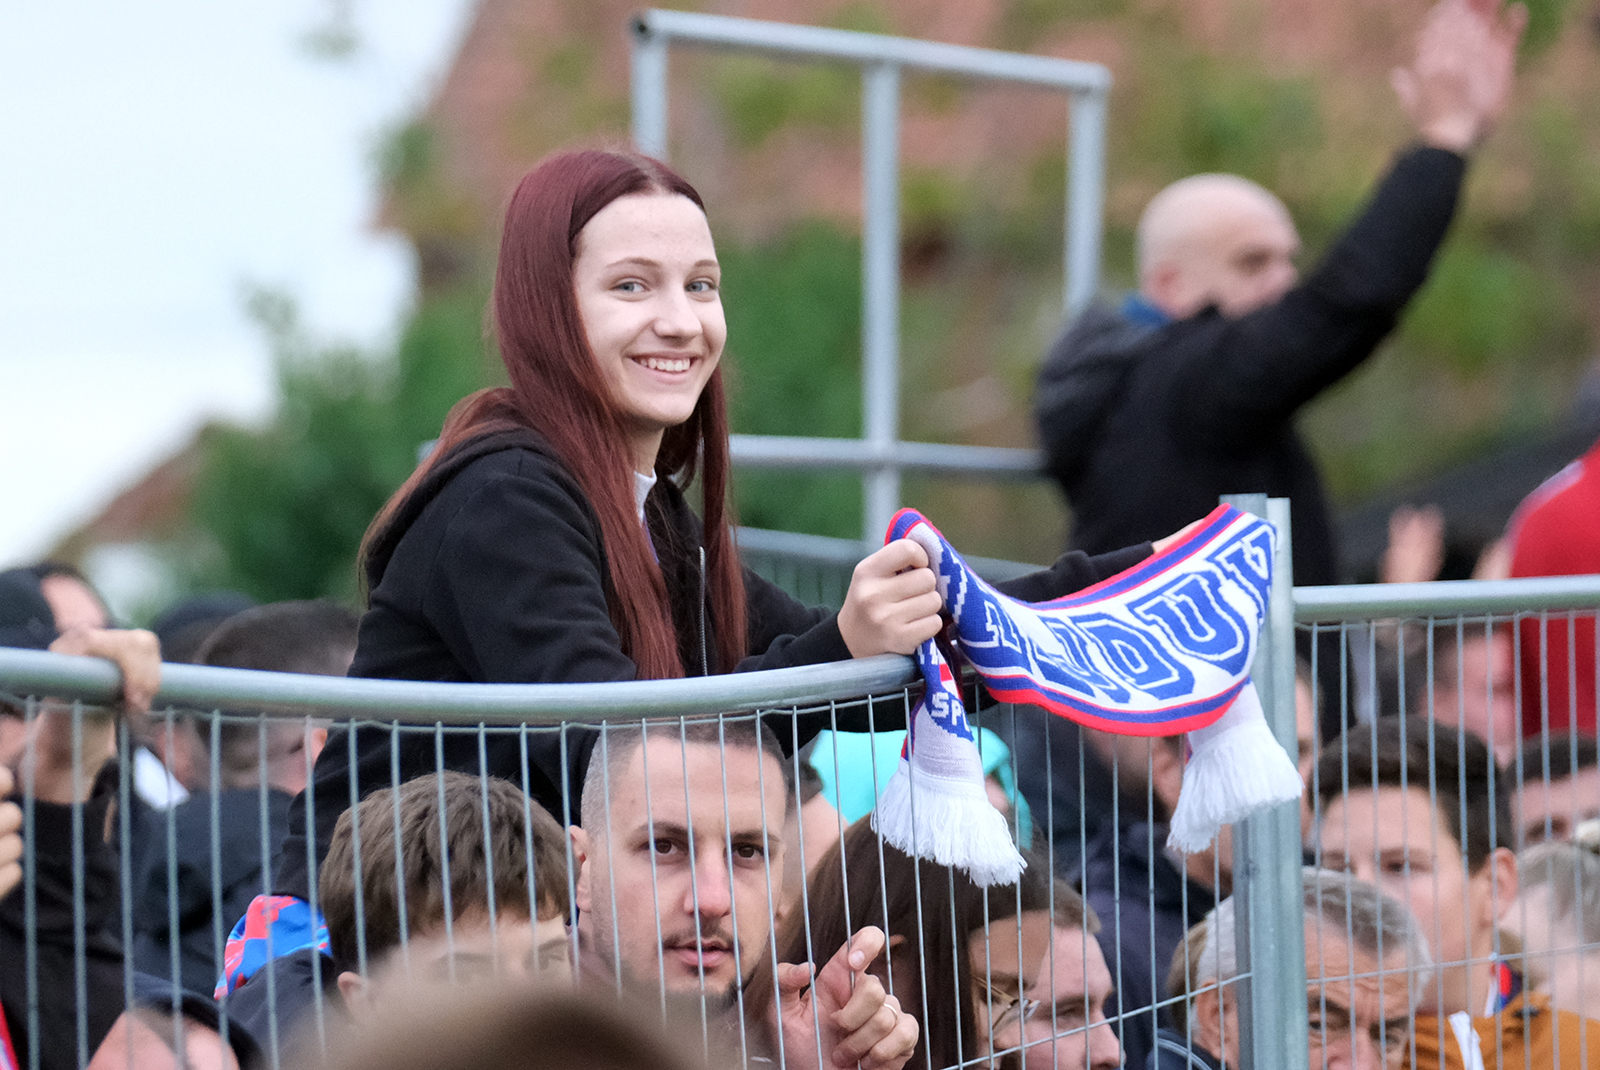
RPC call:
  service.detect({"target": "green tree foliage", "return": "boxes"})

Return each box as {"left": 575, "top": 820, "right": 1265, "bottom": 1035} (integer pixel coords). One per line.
{"left": 1519, "top": 0, "right": 1572, "bottom": 56}
{"left": 714, "top": 58, "right": 860, "bottom": 150}
{"left": 177, "top": 286, "right": 492, "bottom": 604}
{"left": 169, "top": 0, "right": 1600, "bottom": 584}
{"left": 720, "top": 222, "right": 864, "bottom": 538}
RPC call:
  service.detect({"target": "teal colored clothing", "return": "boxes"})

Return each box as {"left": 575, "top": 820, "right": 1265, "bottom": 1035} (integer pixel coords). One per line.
{"left": 808, "top": 728, "right": 1033, "bottom": 848}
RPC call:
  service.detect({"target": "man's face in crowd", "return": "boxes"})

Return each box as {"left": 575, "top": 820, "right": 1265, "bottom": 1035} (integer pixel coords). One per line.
{"left": 573, "top": 738, "right": 787, "bottom": 1000}
{"left": 968, "top": 909, "right": 1122, "bottom": 1070}
{"left": 1429, "top": 634, "right": 1518, "bottom": 763}
{"left": 1194, "top": 918, "right": 1411, "bottom": 1070}
{"left": 338, "top": 910, "right": 570, "bottom": 1014}
{"left": 1303, "top": 920, "right": 1412, "bottom": 1070}
{"left": 1198, "top": 198, "right": 1301, "bottom": 318}
{"left": 1297, "top": 675, "right": 1319, "bottom": 837}
{"left": 1316, "top": 786, "right": 1510, "bottom": 1014}
{"left": 1145, "top": 182, "right": 1301, "bottom": 320}
{"left": 1514, "top": 764, "right": 1600, "bottom": 846}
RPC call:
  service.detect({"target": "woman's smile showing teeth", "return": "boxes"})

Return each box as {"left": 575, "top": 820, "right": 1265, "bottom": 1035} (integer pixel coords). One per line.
{"left": 636, "top": 354, "right": 694, "bottom": 373}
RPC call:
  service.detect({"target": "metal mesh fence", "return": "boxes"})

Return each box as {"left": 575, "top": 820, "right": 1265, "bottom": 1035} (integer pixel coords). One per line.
{"left": 0, "top": 656, "right": 1130, "bottom": 1070}
{"left": 1293, "top": 599, "right": 1600, "bottom": 1070}
{"left": 2, "top": 575, "right": 1598, "bottom": 1070}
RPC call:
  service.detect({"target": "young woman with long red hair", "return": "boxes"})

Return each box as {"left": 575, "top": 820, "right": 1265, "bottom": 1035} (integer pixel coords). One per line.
{"left": 238, "top": 151, "right": 1161, "bottom": 1007}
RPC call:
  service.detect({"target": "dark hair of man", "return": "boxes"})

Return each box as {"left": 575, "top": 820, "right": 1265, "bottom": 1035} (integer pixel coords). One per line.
{"left": 151, "top": 591, "right": 258, "bottom": 664}
{"left": 196, "top": 599, "right": 361, "bottom": 789}
{"left": 579, "top": 717, "right": 794, "bottom": 838}
{"left": 1516, "top": 734, "right": 1598, "bottom": 784}
{"left": 310, "top": 985, "right": 724, "bottom": 1070}
{"left": 751, "top": 817, "right": 1092, "bottom": 1070}
{"left": 195, "top": 599, "right": 360, "bottom": 676}
{"left": 319, "top": 771, "right": 569, "bottom": 976}
{"left": 1314, "top": 716, "right": 1509, "bottom": 873}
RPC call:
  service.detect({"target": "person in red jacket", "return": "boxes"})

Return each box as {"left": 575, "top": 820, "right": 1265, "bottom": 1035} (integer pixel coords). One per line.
{"left": 1507, "top": 435, "right": 1600, "bottom": 737}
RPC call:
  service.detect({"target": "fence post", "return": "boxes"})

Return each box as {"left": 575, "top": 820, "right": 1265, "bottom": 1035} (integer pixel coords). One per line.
{"left": 1221, "top": 494, "right": 1310, "bottom": 1070}
{"left": 630, "top": 19, "right": 670, "bottom": 158}
{"left": 860, "top": 60, "right": 902, "bottom": 541}
{"left": 1064, "top": 89, "right": 1105, "bottom": 318}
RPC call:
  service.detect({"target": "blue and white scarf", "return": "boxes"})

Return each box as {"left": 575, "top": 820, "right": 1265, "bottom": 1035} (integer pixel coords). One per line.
{"left": 872, "top": 504, "right": 1302, "bottom": 885}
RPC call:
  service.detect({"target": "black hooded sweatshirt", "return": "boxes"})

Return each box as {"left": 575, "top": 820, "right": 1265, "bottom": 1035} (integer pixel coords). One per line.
{"left": 1035, "top": 146, "right": 1466, "bottom": 587}
{"left": 272, "top": 428, "right": 1151, "bottom": 899}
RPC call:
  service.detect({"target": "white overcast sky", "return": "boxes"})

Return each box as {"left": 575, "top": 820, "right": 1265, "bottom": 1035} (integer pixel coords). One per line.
{"left": 0, "top": 0, "right": 476, "bottom": 570}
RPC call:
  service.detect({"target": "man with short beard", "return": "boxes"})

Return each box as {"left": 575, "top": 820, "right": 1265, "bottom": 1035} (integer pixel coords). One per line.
{"left": 569, "top": 719, "right": 917, "bottom": 1070}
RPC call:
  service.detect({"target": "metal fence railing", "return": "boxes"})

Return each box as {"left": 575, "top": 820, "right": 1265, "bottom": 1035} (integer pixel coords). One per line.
{"left": 631, "top": 10, "right": 1108, "bottom": 540}
{"left": 2, "top": 504, "right": 1598, "bottom": 1070}
{"left": 1284, "top": 560, "right": 1600, "bottom": 1070}
{"left": 737, "top": 525, "right": 1043, "bottom": 611}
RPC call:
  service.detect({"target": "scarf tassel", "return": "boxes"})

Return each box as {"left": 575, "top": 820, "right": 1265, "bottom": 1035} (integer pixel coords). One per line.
{"left": 873, "top": 757, "right": 1028, "bottom": 887}
{"left": 1165, "top": 680, "right": 1305, "bottom": 853}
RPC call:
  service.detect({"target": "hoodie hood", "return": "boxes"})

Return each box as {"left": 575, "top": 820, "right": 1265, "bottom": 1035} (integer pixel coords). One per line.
{"left": 364, "top": 427, "right": 558, "bottom": 595}
{"left": 1034, "top": 300, "right": 1165, "bottom": 488}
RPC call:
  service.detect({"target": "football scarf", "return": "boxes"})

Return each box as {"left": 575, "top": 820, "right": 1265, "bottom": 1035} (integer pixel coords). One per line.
{"left": 872, "top": 503, "right": 1303, "bottom": 885}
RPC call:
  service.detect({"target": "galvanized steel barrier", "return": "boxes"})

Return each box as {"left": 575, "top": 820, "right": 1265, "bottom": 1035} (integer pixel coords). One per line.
{"left": 631, "top": 10, "right": 1108, "bottom": 540}
{"left": 3, "top": 505, "right": 1599, "bottom": 1069}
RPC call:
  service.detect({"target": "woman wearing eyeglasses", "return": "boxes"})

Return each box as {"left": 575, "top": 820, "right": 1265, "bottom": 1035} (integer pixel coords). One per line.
{"left": 759, "top": 817, "right": 1122, "bottom": 1070}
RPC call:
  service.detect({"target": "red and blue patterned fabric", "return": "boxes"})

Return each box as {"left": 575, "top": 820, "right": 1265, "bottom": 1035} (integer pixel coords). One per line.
{"left": 1488, "top": 959, "right": 1523, "bottom": 1014}
{"left": 0, "top": 996, "right": 16, "bottom": 1070}
{"left": 214, "top": 894, "right": 328, "bottom": 999}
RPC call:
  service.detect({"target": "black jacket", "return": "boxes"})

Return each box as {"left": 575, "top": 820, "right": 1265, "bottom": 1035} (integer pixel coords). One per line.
{"left": 274, "top": 429, "right": 1151, "bottom": 899}
{"left": 222, "top": 948, "right": 340, "bottom": 1062}
{"left": 1036, "top": 146, "right": 1466, "bottom": 586}
{"left": 0, "top": 792, "right": 125, "bottom": 1070}
{"left": 132, "top": 787, "right": 293, "bottom": 996}
{"left": 1147, "top": 1028, "right": 1223, "bottom": 1070}
{"left": 1081, "top": 820, "right": 1220, "bottom": 1070}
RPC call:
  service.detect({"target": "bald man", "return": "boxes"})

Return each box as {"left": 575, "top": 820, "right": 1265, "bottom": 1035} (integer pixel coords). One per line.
{"left": 1035, "top": 0, "right": 1524, "bottom": 588}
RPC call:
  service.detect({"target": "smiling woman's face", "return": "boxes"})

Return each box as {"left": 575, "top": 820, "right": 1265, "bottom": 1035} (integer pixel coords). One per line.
{"left": 571, "top": 192, "right": 725, "bottom": 475}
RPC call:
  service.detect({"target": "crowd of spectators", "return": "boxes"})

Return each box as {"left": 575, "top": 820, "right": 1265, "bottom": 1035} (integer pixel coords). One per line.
{"left": 2, "top": 0, "right": 1599, "bottom": 1067}
{"left": 1, "top": 556, "right": 1596, "bottom": 1070}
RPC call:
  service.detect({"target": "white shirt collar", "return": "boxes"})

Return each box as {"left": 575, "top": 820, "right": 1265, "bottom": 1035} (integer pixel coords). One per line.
{"left": 633, "top": 469, "right": 658, "bottom": 523}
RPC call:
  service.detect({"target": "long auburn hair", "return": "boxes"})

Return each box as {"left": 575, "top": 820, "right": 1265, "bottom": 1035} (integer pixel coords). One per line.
{"left": 362, "top": 149, "right": 747, "bottom": 678}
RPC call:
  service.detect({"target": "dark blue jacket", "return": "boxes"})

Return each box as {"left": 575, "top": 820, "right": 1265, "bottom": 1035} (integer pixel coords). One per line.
{"left": 1148, "top": 1028, "right": 1223, "bottom": 1070}
{"left": 1081, "top": 820, "right": 1220, "bottom": 1070}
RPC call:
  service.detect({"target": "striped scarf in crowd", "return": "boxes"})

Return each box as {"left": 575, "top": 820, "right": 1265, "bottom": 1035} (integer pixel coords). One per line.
{"left": 872, "top": 504, "right": 1303, "bottom": 885}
